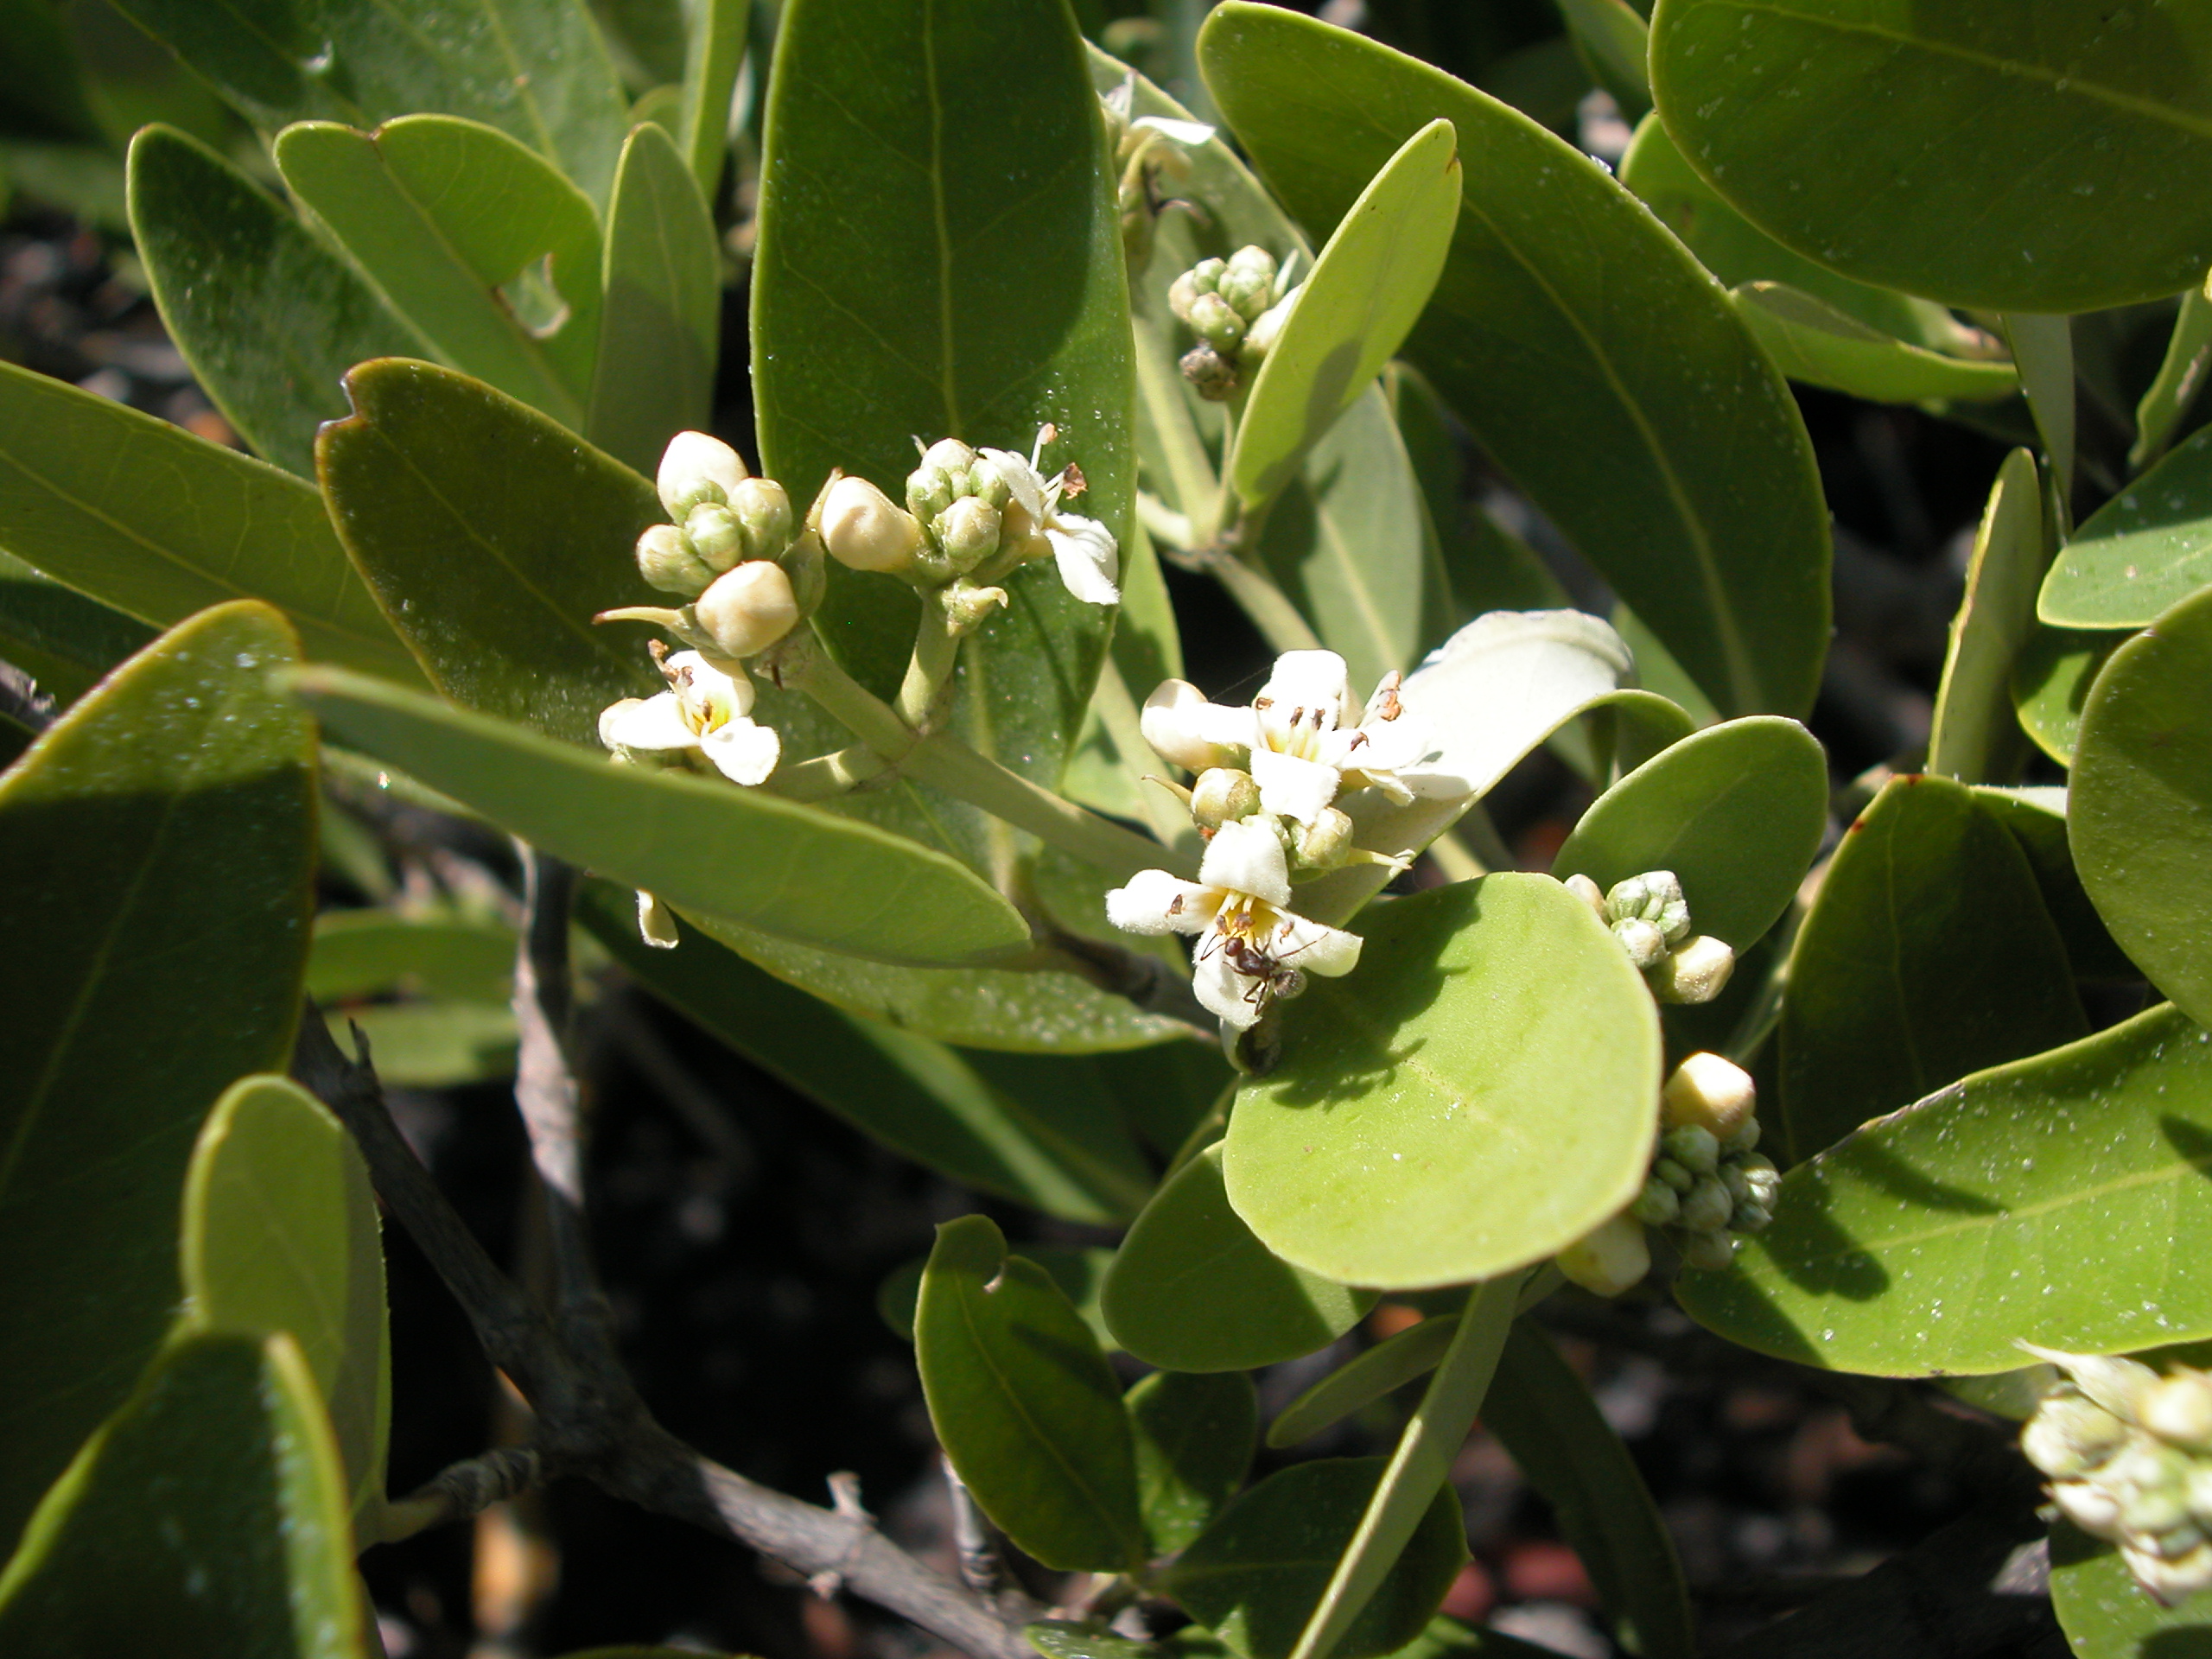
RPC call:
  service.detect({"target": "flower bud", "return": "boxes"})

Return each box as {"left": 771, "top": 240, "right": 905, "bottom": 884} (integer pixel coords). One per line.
{"left": 778, "top": 527, "right": 828, "bottom": 619}
{"left": 1557, "top": 1212, "right": 1649, "bottom": 1298}
{"left": 1289, "top": 806, "right": 1355, "bottom": 873}
{"left": 935, "top": 496, "right": 1003, "bottom": 570}
{"left": 1181, "top": 342, "right": 1239, "bottom": 402}
{"left": 658, "top": 430, "right": 748, "bottom": 519}
{"left": 2023, "top": 1391, "right": 2131, "bottom": 1478}
{"left": 1244, "top": 289, "right": 1296, "bottom": 359}
{"left": 1630, "top": 1177, "right": 1681, "bottom": 1227}
{"left": 1169, "top": 258, "right": 1225, "bottom": 325}
{"left": 686, "top": 503, "right": 747, "bottom": 570}
{"left": 1680, "top": 1174, "right": 1733, "bottom": 1234}
{"left": 1606, "top": 870, "right": 1692, "bottom": 943}
{"left": 2187, "top": 1461, "right": 2212, "bottom": 1525}
{"left": 729, "top": 476, "right": 795, "bottom": 561}
{"left": 1654, "top": 1157, "right": 1694, "bottom": 1193}
{"left": 2118, "top": 1443, "right": 2198, "bottom": 1535}
{"left": 1189, "top": 290, "right": 1248, "bottom": 353}
{"left": 908, "top": 467, "right": 957, "bottom": 522}
{"left": 1730, "top": 1198, "right": 1773, "bottom": 1234}
{"left": 1661, "top": 1124, "right": 1721, "bottom": 1176}
{"left": 1562, "top": 872, "right": 1606, "bottom": 919}
{"left": 966, "top": 459, "right": 1013, "bottom": 512}
{"left": 943, "top": 578, "right": 1010, "bottom": 634}
{"left": 922, "top": 437, "right": 976, "bottom": 475}
{"left": 1650, "top": 935, "right": 1736, "bottom": 1004}
{"left": 1612, "top": 915, "right": 1668, "bottom": 968}
{"left": 693, "top": 561, "right": 799, "bottom": 658}
{"left": 1723, "top": 1116, "right": 1762, "bottom": 1154}
{"left": 636, "top": 523, "right": 719, "bottom": 595}
{"left": 2124, "top": 1539, "right": 2212, "bottom": 1605}
{"left": 2053, "top": 1478, "right": 2126, "bottom": 1540}
{"left": 2142, "top": 1372, "right": 2212, "bottom": 1452}
{"left": 1217, "top": 245, "right": 1279, "bottom": 318}
{"left": 1679, "top": 1229, "right": 1738, "bottom": 1272}
{"left": 2023, "top": 1346, "right": 2161, "bottom": 1424}
{"left": 822, "top": 475, "right": 925, "bottom": 574}
{"left": 1663, "top": 1052, "right": 1758, "bottom": 1140}
{"left": 1191, "top": 767, "right": 1262, "bottom": 830}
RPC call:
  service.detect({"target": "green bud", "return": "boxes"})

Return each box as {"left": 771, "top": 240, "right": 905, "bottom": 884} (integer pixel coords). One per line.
{"left": 1556, "top": 1211, "right": 1649, "bottom": 1298}
{"left": 921, "top": 437, "right": 976, "bottom": 475}
{"left": 935, "top": 496, "right": 1003, "bottom": 569}
{"left": 2148, "top": 1522, "right": 2208, "bottom": 1561}
{"left": 1612, "top": 915, "right": 1668, "bottom": 969}
{"left": 685, "top": 503, "right": 747, "bottom": 571}
{"left": 1180, "top": 342, "right": 1240, "bottom": 402}
{"left": 693, "top": 560, "right": 799, "bottom": 658}
{"left": 1720, "top": 1162, "right": 1754, "bottom": 1205}
{"left": 778, "top": 527, "right": 827, "bottom": 619}
{"left": 821, "top": 475, "right": 925, "bottom": 575}
{"left": 1189, "top": 290, "right": 1247, "bottom": 353}
{"left": 1723, "top": 1116, "right": 1763, "bottom": 1154}
{"left": 1562, "top": 872, "right": 1606, "bottom": 919}
{"left": 635, "top": 523, "right": 719, "bottom": 595}
{"left": 1188, "top": 257, "right": 1225, "bottom": 295}
{"left": 2119, "top": 1443, "right": 2196, "bottom": 1535}
{"left": 1191, "top": 767, "right": 1262, "bottom": 830}
{"left": 2023, "top": 1391, "right": 2131, "bottom": 1479}
{"left": 1680, "top": 1230, "right": 1737, "bottom": 1272}
{"left": 1289, "top": 806, "right": 1356, "bottom": 873}
{"left": 1217, "top": 245, "right": 1280, "bottom": 317}
{"left": 966, "top": 460, "right": 1013, "bottom": 512}
{"left": 1661, "top": 1124, "right": 1721, "bottom": 1176}
{"left": 1680, "top": 1173, "right": 1733, "bottom": 1233}
{"left": 1662, "top": 1051, "right": 1758, "bottom": 1138}
{"left": 729, "top": 477, "right": 795, "bottom": 561}
{"left": 2143, "top": 1372, "right": 2212, "bottom": 1452}
{"left": 1168, "top": 268, "right": 1204, "bottom": 324}
{"left": 1651, "top": 935, "right": 1737, "bottom": 1004}
{"left": 1654, "top": 1157, "right": 1694, "bottom": 1193}
{"left": 907, "top": 466, "right": 957, "bottom": 522}
{"left": 1630, "top": 1177, "right": 1681, "bottom": 1227}
{"left": 1606, "top": 870, "right": 1693, "bottom": 942}
{"left": 1729, "top": 1198, "right": 1773, "bottom": 1234}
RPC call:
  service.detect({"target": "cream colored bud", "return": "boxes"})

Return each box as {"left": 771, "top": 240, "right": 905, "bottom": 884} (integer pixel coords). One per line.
{"left": 1650, "top": 935, "right": 1736, "bottom": 1004}
{"left": 693, "top": 561, "right": 799, "bottom": 658}
{"left": 1556, "top": 1212, "right": 1649, "bottom": 1298}
{"left": 1191, "top": 767, "right": 1262, "bottom": 829}
{"left": 1612, "top": 915, "right": 1668, "bottom": 969}
{"left": 936, "top": 496, "right": 1003, "bottom": 569}
{"left": 2123, "top": 1539, "right": 2212, "bottom": 1605}
{"left": 2022, "top": 1346, "right": 2161, "bottom": 1425}
{"left": 2145, "top": 1373, "right": 2212, "bottom": 1452}
{"left": 1290, "top": 805, "right": 1356, "bottom": 872}
{"left": 1563, "top": 872, "right": 1606, "bottom": 919}
{"left": 1663, "top": 1052, "right": 1758, "bottom": 1139}
{"left": 729, "top": 477, "right": 795, "bottom": 561}
{"left": 1168, "top": 268, "right": 1204, "bottom": 324}
{"left": 658, "top": 430, "right": 748, "bottom": 519}
{"left": 1244, "top": 290, "right": 1295, "bottom": 360}
{"left": 636, "top": 524, "right": 718, "bottom": 595}
{"left": 822, "top": 476, "right": 924, "bottom": 573}
{"left": 2053, "top": 1478, "right": 2127, "bottom": 1540}
{"left": 921, "top": 438, "right": 976, "bottom": 474}
{"left": 2022, "top": 1392, "right": 2130, "bottom": 1479}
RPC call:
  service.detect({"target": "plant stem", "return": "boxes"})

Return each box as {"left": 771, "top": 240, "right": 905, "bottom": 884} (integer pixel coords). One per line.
{"left": 897, "top": 603, "right": 962, "bottom": 733}
{"left": 767, "top": 743, "right": 892, "bottom": 802}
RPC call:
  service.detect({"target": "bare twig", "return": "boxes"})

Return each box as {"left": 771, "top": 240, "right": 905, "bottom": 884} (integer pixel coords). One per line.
{"left": 944, "top": 1454, "right": 1005, "bottom": 1599}
{"left": 0, "top": 660, "right": 56, "bottom": 734}
{"left": 379, "top": 1446, "right": 543, "bottom": 1541}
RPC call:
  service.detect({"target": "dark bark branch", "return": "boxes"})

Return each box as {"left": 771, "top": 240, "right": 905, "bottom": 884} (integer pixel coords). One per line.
{"left": 380, "top": 1446, "right": 543, "bottom": 1541}
{"left": 0, "top": 660, "right": 56, "bottom": 734}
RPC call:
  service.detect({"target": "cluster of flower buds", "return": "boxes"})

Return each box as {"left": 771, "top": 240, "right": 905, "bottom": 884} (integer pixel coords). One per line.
{"left": 1564, "top": 869, "right": 1737, "bottom": 1005}
{"left": 2021, "top": 1347, "right": 2212, "bottom": 1605}
{"left": 811, "top": 426, "right": 1120, "bottom": 624}
{"left": 1558, "top": 1052, "right": 1777, "bottom": 1294}
{"left": 1099, "top": 75, "right": 1215, "bottom": 269}
{"left": 1168, "top": 245, "right": 1299, "bottom": 400}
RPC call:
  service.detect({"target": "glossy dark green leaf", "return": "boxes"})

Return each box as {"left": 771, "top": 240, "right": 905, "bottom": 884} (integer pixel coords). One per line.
{"left": 109, "top": 0, "right": 630, "bottom": 204}
{"left": 0, "top": 359, "right": 422, "bottom": 683}
{"left": 308, "top": 910, "right": 515, "bottom": 1005}
{"left": 1928, "top": 449, "right": 2046, "bottom": 785}
{"left": 1681, "top": 1003, "right": 2212, "bottom": 1374}
{"left": 316, "top": 358, "right": 664, "bottom": 747}
{"left": 587, "top": 122, "right": 720, "bottom": 476}
{"left": 1778, "top": 774, "right": 2087, "bottom": 1163}
{"left": 2012, "top": 624, "right": 2125, "bottom": 767}
{"left": 1128, "top": 1370, "right": 1259, "bottom": 1555}
{"left": 2133, "top": 283, "right": 2212, "bottom": 472}
{"left": 915, "top": 1215, "right": 1147, "bottom": 1573}
{"left": 1161, "top": 1458, "right": 1466, "bottom": 1659}
{"left": 276, "top": 118, "right": 602, "bottom": 427}
{"left": 0, "top": 601, "right": 315, "bottom": 1556}
{"left": 880, "top": 1245, "right": 1117, "bottom": 1351}
{"left": 0, "top": 548, "right": 156, "bottom": 702}
{"left": 753, "top": 0, "right": 1128, "bottom": 786}
{"left": 1481, "top": 1325, "right": 1695, "bottom": 1659}
{"left": 1552, "top": 716, "right": 1827, "bottom": 953}
{"left": 678, "top": 0, "right": 749, "bottom": 194}
{"left": 181, "top": 1076, "right": 388, "bottom": 1532}
{"left": 2044, "top": 425, "right": 2212, "bottom": 630}
{"left": 0, "top": 1332, "right": 368, "bottom": 1655}
{"left": 2051, "top": 1522, "right": 2212, "bottom": 1659}
{"left": 127, "top": 124, "right": 424, "bottom": 480}
{"left": 1103, "top": 1144, "right": 1377, "bottom": 1371}
{"left": 1732, "top": 283, "right": 2019, "bottom": 404}
{"left": 294, "top": 665, "right": 1033, "bottom": 967}
{"left": 1649, "top": 0, "right": 2212, "bottom": 312}
{"left": 1556, "top": 0, "right": 1650, "bottom": 114}
{"left": 1201, "top": 3, "right": 1830, "bottom": 719}
{"left": 2073, "top": 585, "right": 2212, "bottom": 1028}
{"left": 1226, "top": 877, "right": 1662, "bottom": 1289}
{"left": 581, "top": 883, "right": 1156, "bottom": 1221}
{"left": 1970, "top": 787, "right": 2137, "bottom": 983}
{"left": 1268, "top": 1315, "right": 1459, "bottom": 1451}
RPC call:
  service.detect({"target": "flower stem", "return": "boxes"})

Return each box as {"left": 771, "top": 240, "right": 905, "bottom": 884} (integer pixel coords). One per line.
{"left": 896, "top": 603, "right": 962, "bottom": 734}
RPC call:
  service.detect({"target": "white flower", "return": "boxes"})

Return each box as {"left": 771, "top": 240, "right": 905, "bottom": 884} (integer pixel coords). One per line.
{"left": 600, "top": 650, "right": 780, "bottom": 785}
{"left": 1105, "top": 817, "right": 1362, "bottom": 1030}
{"left": 976, "top": 427, "right": 1120, "bottom": 606}
{"left": 1137, "top": 650, "right": 1437, "bottom": 825}
{"left": 658, "top": 431, "right": 749, "bottom": 518}
{"left": 1103, "top": 75, "right": 1217, "bottom": 156}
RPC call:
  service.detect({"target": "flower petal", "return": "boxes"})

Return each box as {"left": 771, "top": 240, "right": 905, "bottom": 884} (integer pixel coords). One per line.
{"left": 1107, "top": 869, "right": 1217, "bottom": 936}
{"left": 1269, "top": 911, "right": 1363, "bottom": 978}
{"left": 606, "top": 692, "right": 696, "bottom": 752}
{"left": 1141, "top": 680, "right": 1255, "bottom": 772}
{"left": 1192, "top": 939, "right": 1263, "bottom": 1029}
{"left": 1132, "top": 115, "right": 1217, "bottom": 145}
{"left": 702, "top": 716, "right": 781, "bottom": 785}
{"left": 978, "top": 448, "right": 1048, "bottom": 521}
{"left": 1047, "top": 516, "right": 1121, "bottom": 606}
{"left": 666, "top": 648, "right": 753, "bottom": 719}
{"left": 1199, "top": 817, "right": 1292, "bottom": 906}
{"left": 1258, "top": 650, "right": 1351, "bottom": 726}
{"left": 1249, "top": 746, "right": 1342, "bottom": 825}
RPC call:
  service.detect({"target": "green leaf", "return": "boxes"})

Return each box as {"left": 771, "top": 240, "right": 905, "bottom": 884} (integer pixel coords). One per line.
{"left": 1162, "top": 1457, "right": 1466, "bottom": 1659}
{"left": 2073, "top": 585, "right": 2212, "bottom": 1027}
{"left": 1970, "top": 786, "right": 2138, "bottom": 983}
{"left": 1199, "top": 3, "right": 1831, "bottom": 720}
{"left": 2044, "top": 425, "right": 2212, "bottom": 629}
{"left": 752, "top": 0, "right": 1128, "bottom": 785}
{"left": 308, "top": 911, "right": 516, "bottom": 1005}
{"left": 296, "top": 666, "right": 1032, "bottom": 966}
{"left": 1102, "top": 1144, "right": 1378, "bottom": 1371}
{"left": 126, "top": 124, "right": 425, "bottom": 480}
{"left": 1556, "top": 0, "right": 1650, "bottom": 115}
{"left": 678, "top": 0, "right": 749, "bottom": 196}
{"left": 1551, "top": 715, "right": 1827, "bottom": 953}
{"left": 276, "top": 117, "right": 603, "bottom": 427}
{"left": 1382, "top": 1618, "right": 1578, "bottom": 1659}
{"left": 881, "top": 1244, "right": 1118, "bottom": 1351}
{"left": 0, "top": 359, "right": 422, "bottom": 684}
{"left": 181, "top": 1076, "right": 388, "bottom": 1532}
{"left": 1027, "top": 1624, "right": 1166, "bottom": 1659}
{"left": 587, "top": 122, "right": 720, "bottom": 476}
{"left": 1617, "top": 113, "right": 1970, "bottom": 351}
{"left": 1731, "top": 283, "right": 2019, "bottom": 404}
{"left": 0, "top": 601, "right": 315, "bottom": 1555}
{"left": 1928, "top": 450, "right": 2047, "bottom": 785}
{"left": 1778, "top": 774, "right": 2087, "bottom": 1163}
{"left": 331, "top": 1002, "right": 519, "bottom": 1087}
{"left": 0, "top": 0, "right": 103, "bottom": 144}
{"left": 1268, "top": 1315, "right": 1461, "bottom": 1451}
{"left": 109, "top": 0, "right": 631, "bottom": 204}
{"left": 1481, "top": 1325, "right": 1695, "bottom": 1659}
{"left": 1648, "top": 0, "right": 2212, "bottom": 312}
{"left": 316, "top": 358, "right": 664, "bottom": 747}
{"left": 0, "top": 1332, "right": 368, "bottom": 1655}
{"left": 579, "top": 882, "right": 1157, "bottom": 1222}
{"left": 1230, "top": 119, "right": 1459, "bottom": 510}
{"left": 0, "top": 548, "right": 156, "bottom": 703}
{"left": 2051, "top": 1522, "right": 2212, "bottom": 1659}
{"left": 915, "top": 1215, "right": 1147, "bottom": 1573}
{"left": 1226, "top": 875, "right": 1662, "bottom": 1289}
{"left": 1128, "top": 1370, "right": 1259, "bottom": 1556}
{"left": 1681, "top": 1002, "right": 2212, "bottom": 1374}
{"left": 2012, "top": 624, "right": 2125, "bottom": 768}
{"left": 2133, "top": 282, "right": 2212, "bottom": 473}
{"left": 2004, "top": 315, "right": 2075, "bottom": 508}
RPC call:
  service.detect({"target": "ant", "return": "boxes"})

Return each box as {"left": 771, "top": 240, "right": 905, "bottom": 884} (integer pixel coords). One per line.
{"left": 1214, "top": 931, "right": 1313, "bottom": 1010}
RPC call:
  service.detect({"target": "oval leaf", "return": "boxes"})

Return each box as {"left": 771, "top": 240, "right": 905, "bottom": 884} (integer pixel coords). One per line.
{"left": 1230, "top": 118, "right": 1460, "bottom": 509}
{"left": 1778, "top": 774, "right": 2088, "bottom": 1164}
{"left": 0, "top": 550, "right": 156, "bottom": 704}
{"left": 2012, "top": 623, "right": 2126, "bottom": 768}
{"left": 1199, "top": 3, "right": 1831, "bottom": 720}
{"left": 1552, "top": 715, "right": 1827, "bottom": 953}
{"left": 1682, "top": 1003, "right": 2212, "bottom": 1375}
{"left": 1128, "top": 1370, "right": 1260, "bottom": 1556}
{"left": 1732, "top": 283, "right": 2019, "bottom": 404}
{"left": 291, "top": 664, "right": 1031, "bottom": 968}
{"left": 0, "top": 601, "right": 315, "bottom": 1554}
{"left": 2134, "top": 283, "right": 2212, "bottom": 473}
{"left": 2044, "top": 424, "right": 2212, "bottom": 630}
{"left": 2073, "top": 584, "right": 2212, "bottom": 1027}
{"left": 1970, "top": 786, "right": 2137, "bottom": 984}
{"left": 1103, "top": 1143, "right": 1377, "bottom": 1371}
{"left": 1225, "top": 875, "right": 1662, "bottom": 1289}
{"left": 1929, "top": 450, "right": 2047, "bottom": 785}
{"left": 1648, "top": 0, "right": 2212, "bottom": 312}
{"left": 915, "top": 1216, "right": 1147, "bottom": 1573}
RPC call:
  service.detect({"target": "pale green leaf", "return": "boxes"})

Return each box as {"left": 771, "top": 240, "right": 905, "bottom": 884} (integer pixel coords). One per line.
{"left": 2043, "top": 424, "right": 2212, "bottom": 630}
{"left": 1929, "top": 449, "right": 2048, "bottom": 785}
{"left": 1732, "top": 283, "right": 2018, "bottom": 404}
